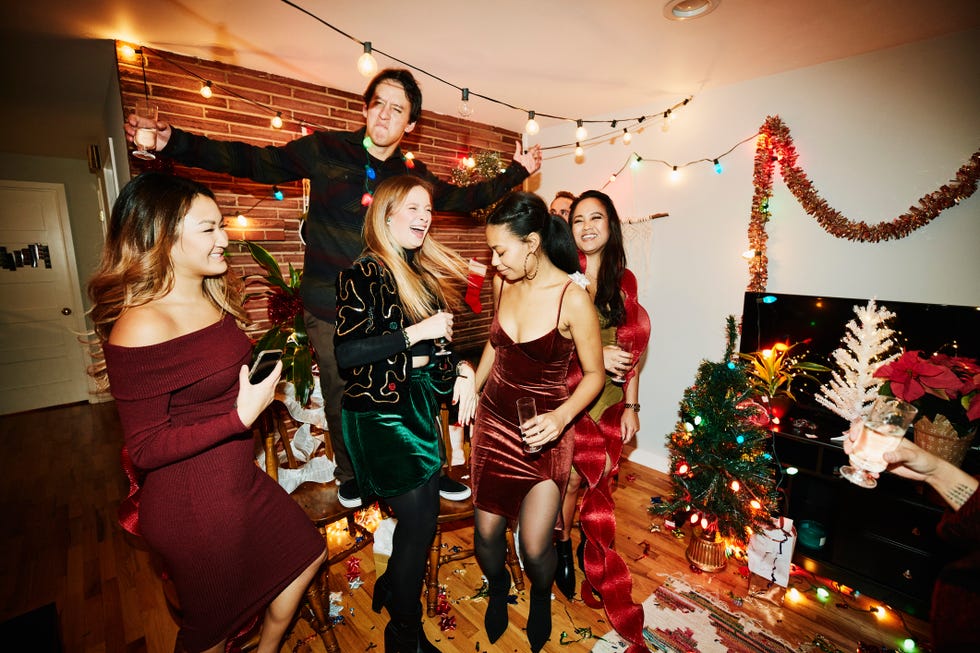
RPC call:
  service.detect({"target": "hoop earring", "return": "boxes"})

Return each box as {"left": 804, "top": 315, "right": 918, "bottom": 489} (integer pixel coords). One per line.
{"left": 523, "top": 251, "right": 538, "bottom": 280}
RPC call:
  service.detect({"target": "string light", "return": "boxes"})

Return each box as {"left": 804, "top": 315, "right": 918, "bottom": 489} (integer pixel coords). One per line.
{"left": 525, "top": 111, "right": 539, "bottom": 136}
{"left": 273, "top": 186, "right": 284, "bottom": 201}
{"left": 199, "top": 81, "right": 213, "bottom": 98}
{"left": 669, "top": 165, "right": 680, "bottom": 182}
{"left": 575, "top": 119, "right": 588, "bottom": 141}
{"left": 271, "top": 112, "right": 283, "bottom": 129}
{"left": 574, "top": 142, "right": 584, "bottom": 157}
{"left": 662, "top": 110, "right": 670, "bottom": 132}
{"left": 236, "top": 214, "right": 248, "bottom": 226}
{"left": 357, "top": 42, "right": 378, "bottom": 77}
{"left": 457, "top": 88, "right": 473, "bottom": 118}
{"left": 713, "top": 159, "right": 723, "bottom": 174}
{"left": 622, "top": 128, "right": 632, "bottom": 145}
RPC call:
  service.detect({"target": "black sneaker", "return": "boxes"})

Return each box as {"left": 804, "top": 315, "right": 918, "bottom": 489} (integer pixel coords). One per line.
{"left": 438, "top": 475, "right": 472, "bottom": 501}
{"left": 338, "top": 479, "right": 363, "bottom": 508}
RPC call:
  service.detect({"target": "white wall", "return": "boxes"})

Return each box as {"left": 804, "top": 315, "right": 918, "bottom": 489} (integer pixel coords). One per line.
{"left": 534, "top": 29, "right": 980, "bottom": 471}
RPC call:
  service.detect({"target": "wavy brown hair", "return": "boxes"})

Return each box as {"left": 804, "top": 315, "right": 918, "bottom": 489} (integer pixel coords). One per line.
{"left": 87, "top": 172, "right": 246, "bottom": 385}
{"left": 362, "top": 176, "right": 467, "bottom": 321}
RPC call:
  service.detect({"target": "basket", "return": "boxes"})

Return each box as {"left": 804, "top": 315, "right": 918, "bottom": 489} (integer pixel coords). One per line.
{"left": 914, "top": 417, "right": 976, "bottom": 468}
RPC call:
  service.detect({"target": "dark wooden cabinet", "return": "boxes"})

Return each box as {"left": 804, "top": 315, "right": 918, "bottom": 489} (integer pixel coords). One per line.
{"left": 771, "top": 422, "right": 975, "bottom": 619}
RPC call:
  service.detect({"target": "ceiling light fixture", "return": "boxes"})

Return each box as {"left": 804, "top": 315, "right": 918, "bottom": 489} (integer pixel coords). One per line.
{"left": 663, "top": 0, "right": 721, "bottom": 21}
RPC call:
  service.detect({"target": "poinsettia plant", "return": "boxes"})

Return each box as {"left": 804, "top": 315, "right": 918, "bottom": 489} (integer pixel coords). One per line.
{"left": 241, "top": 240, "right": 315, "bottom": 406}
{"left": 874, "top": 350, "right": 980, "bottom": 438}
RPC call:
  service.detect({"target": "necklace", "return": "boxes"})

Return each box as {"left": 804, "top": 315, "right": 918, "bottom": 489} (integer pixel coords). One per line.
{"left": 360, "top": 135, "right": 414, "bottom": 207}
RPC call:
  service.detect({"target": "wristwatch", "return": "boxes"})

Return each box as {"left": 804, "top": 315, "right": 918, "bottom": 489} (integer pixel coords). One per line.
{"left": 624, "top": 402, "right": 640, "bottom": 413}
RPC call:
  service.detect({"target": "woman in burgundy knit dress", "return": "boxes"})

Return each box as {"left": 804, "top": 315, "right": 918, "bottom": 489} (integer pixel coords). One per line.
{"left": 88, "top": 172, "right": 326, "bottom": 653}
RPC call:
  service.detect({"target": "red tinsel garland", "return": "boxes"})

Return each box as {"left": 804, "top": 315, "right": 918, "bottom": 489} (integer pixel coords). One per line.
{"left": 747, "top": 115, "right": 980, "bottom": 292}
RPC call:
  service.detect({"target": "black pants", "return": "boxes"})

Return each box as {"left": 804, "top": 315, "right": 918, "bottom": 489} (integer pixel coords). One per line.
{"left": 303, "top": 310, "right": 354, "bottom": 483}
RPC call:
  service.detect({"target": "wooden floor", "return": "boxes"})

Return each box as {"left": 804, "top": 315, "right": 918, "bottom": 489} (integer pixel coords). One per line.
{"left": 0, "top": 401, "right": 933, "bottom": 652}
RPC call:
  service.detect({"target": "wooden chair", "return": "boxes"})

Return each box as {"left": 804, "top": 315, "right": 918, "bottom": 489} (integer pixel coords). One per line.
{"left": 258, "top": 401, "right": 375, "bottom": 653}
{"left": 423, "top": 404, "right": 525, "bottom": 617}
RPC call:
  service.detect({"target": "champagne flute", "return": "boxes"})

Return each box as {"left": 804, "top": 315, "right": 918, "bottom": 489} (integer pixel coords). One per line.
{"left": 611, "top": 335, "right": 633, "bottom": 383}
{"left": 516, "top": 397, "right": 541, "bottom": 453}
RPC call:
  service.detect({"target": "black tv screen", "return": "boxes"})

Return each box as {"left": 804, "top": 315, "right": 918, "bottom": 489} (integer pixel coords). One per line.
{"left": 738, "top": 291, "right": 980, "bottom": 434}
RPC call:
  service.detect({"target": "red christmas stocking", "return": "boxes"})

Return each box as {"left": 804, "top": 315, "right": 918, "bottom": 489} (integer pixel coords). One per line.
{"left": 465, "top": 258, "right": 487, "bottom": 314}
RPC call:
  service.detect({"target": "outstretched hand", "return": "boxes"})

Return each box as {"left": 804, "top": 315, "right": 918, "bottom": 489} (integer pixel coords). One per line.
{"left": 124, "top": 112, "right": 173, "bottom": 152}
{"left": 513, "top": 142, "right": 542, "bottom": 175}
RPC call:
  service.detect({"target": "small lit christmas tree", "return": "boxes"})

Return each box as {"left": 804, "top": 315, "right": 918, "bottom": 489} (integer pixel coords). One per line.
{"left": 652, "top": 316, "right": 780, "bottom": 545}
{"left": 816, "top": 299, "right": 899, "bottom": 424}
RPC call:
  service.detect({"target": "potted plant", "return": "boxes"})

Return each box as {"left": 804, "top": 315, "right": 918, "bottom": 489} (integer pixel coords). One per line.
{"left": 739, "top": 341, "right": 830, "bottom": 418}
{"left": 241, "top": 240, "right": 315, "bottom": 407}
{"left": 874, "top": 350, "right": 979, "bottom": 465}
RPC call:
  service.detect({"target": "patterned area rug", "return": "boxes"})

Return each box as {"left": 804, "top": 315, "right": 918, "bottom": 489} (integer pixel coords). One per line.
{"left": 593, "top": 577, "right": 796, "bottom": 653}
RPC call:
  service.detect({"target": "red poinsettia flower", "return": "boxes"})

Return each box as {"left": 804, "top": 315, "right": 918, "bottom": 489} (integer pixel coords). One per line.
{"left": 874, "top": 350, "right": 961, "bottom": 402}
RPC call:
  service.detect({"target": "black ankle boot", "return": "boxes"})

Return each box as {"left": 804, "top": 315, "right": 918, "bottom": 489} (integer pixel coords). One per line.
{"left": 526, "top": 587, "right": 552, "bottom": 653}
{"left": 554, "top": 538, "right": 576, "bottom": 599}
{"left": 384, "top": 616, "right": 441, "bottom": 653}
{"left": 484, "top": 572, "right": 511, "bottom": 643}
{"left": 576, "top": 534, "right": 586, "bottom": 573}
{"left": 372, "top": 572, "right": 392, "bottom": 614}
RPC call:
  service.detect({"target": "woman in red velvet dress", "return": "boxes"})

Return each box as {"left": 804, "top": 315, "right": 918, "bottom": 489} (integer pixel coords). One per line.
{"left": 557, "top": 190, "right": 649, "bottom": 653}
{"left": 88, "top": 172, "right": 326, "bottom": 653}
{"left": 470, "top": 191, "right": 604, "bottom": 652}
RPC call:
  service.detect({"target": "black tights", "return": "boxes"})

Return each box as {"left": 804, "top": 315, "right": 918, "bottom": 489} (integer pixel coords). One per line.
{"left": 383, "top": 472, "right": 440, "bottom": 619}
{"left": 474, "top": 480, "right": 561, "bottom": 592}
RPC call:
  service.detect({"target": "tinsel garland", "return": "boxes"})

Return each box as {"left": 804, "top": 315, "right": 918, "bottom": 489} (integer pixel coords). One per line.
{"left": 747, "top": 115, "right": 980, "bottom": 292}
{"left": 450, "top": 150, "right": 506, "bottom": 221}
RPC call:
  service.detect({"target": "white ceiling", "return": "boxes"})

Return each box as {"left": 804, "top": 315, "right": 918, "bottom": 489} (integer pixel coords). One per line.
{"left": 1, "top": 0, "right": 979, "bottom": 159}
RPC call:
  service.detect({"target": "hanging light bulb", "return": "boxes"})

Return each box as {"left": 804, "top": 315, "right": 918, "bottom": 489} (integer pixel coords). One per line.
{"left": 524, "top": 111, "right": 539, "bottom": 136}
{"left": 713, "top": 159, "right": 723, "bottom": 174}
{"left": 608, "top": 174, "right": 617, "bottom": 184}
{"left": 661, "top": 110, "right": 671, "bottom": 132}
{"left": 272, "top": 186, "right": 284, "bottom": 201}
{"left": 629, "top": 154, "right": 642, "bottom": 169}
{"left": 200, "top": 81, "right": 213, "bottom": 99}
{"left": 457, "top": 88, "right": 473, "bottom": 118}
{"left": 574, "top": 142, "right": 584, "bottom": 157}
{"left": 404, "top": 151, "right": 415, "bottom": 169}
{"left": 357, "top": 42, "right": 378, "bottom": 77}
{"left": 271, "top": 112, "right": 283, "bottom": 129}
{"left": 522, "top": 114, "right": 542, "bottom": 137}
{"left": 670, "top": 165, "right": 680, "bottom": 182}
{"left": 622, "top": 128, "right": 632, "bottom": 145}
{"left": 575, "top": 119, "right": 587, "bottom": 141}
{"left": 236, "top": 214, "right": 248, "bottom": 227}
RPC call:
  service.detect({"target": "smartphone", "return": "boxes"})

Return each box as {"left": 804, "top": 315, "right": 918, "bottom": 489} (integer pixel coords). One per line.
{"left": 248, "top": 349, "right": 283, "bottom": 383}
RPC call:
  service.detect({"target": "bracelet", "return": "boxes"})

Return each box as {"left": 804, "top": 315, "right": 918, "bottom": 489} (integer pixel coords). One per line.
{"left": 456, "top": 361, "right": 474, "bottom": 378}
{"left": 401, "top": 329, "right": 412, "bottom": 350}
{"left": 624, "top": 402, "right": 640, "bottom": 413}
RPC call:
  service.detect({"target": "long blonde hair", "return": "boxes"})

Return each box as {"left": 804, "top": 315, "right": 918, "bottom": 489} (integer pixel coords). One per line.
{"left": 362, "top": 176, "right": 467, "bottom": 321}
{"left": 87, "top": 172, "right": 246, "bottom": 385}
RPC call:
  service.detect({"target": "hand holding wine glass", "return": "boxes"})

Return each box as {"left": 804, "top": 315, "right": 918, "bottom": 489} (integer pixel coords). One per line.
{"left": 840, "top": 396, "right": 918, "bottom": 488}
{"left": 433, "top": 309, "right": 453, "bottom": 356}
{"left": 131, "top": 99, "right": 159, "bottom": 160}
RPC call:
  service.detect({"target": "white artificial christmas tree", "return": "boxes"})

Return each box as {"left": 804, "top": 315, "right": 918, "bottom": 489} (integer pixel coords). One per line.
{"left": 816, "top": 299, "right": 900, "bottom": 423}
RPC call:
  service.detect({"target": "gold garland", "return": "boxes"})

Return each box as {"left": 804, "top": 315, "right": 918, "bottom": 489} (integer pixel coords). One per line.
{"left": 747, "top": 115, "right": 980, "bottom": 292}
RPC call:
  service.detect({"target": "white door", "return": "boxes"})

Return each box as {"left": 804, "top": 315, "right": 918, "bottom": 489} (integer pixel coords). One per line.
{"left": 0, "top": 181, "right": 91, "bottom": 415}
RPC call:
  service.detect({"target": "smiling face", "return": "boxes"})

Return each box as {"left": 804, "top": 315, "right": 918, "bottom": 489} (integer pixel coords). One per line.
{"left": 386, "top": 185, "right": 432, "bottom": 251}
{"left": 363, "top": 80, "right": 416, "bottom": 150}
{"left": 170, "top": 194, "right": 228, "bottom": 279}
{"left": 570, "top": 197, "right": 610, "bottom": 256}
{"left": 486, "top": 223, "right": 537, "bottom": 281}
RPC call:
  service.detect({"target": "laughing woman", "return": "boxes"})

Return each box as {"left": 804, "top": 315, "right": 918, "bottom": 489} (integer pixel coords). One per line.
{"left": 88, "top": 172, "right": 326, "bottom": 653}
{"left": 334, "top": 176, "right": 478, "bottom": 653}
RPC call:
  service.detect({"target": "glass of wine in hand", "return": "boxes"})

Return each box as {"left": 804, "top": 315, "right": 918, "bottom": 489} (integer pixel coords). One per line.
{"left": 433, "top": 309, "right": 451, "bottom": 357}
{"left": 840, "top": 396, "right": 918, "bottom": 489}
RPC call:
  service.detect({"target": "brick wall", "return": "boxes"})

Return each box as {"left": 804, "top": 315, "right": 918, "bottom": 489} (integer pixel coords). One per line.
{"left": 116, "top": 43, "right": 518, "bottom": 359}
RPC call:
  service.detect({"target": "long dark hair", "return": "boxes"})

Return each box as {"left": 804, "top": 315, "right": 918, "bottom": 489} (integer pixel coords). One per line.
{"left": 569, "top": 190, "right": 627, "bottom": 326}
{"left": 487, "top": 191, "right": 580, "bottom": 275}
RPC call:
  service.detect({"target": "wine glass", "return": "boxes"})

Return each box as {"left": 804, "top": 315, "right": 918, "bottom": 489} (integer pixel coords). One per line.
{"left": 516, "top": 397, "right": 541, "bottom": 453}
{"left": 132, "top": 99, "right": 158, "bottom": 160}
{"left": 839, "top": 396, "right": 918, "bottom": 488}
{"left": 433, "top": 309, "right": 451, "bottom": 357}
